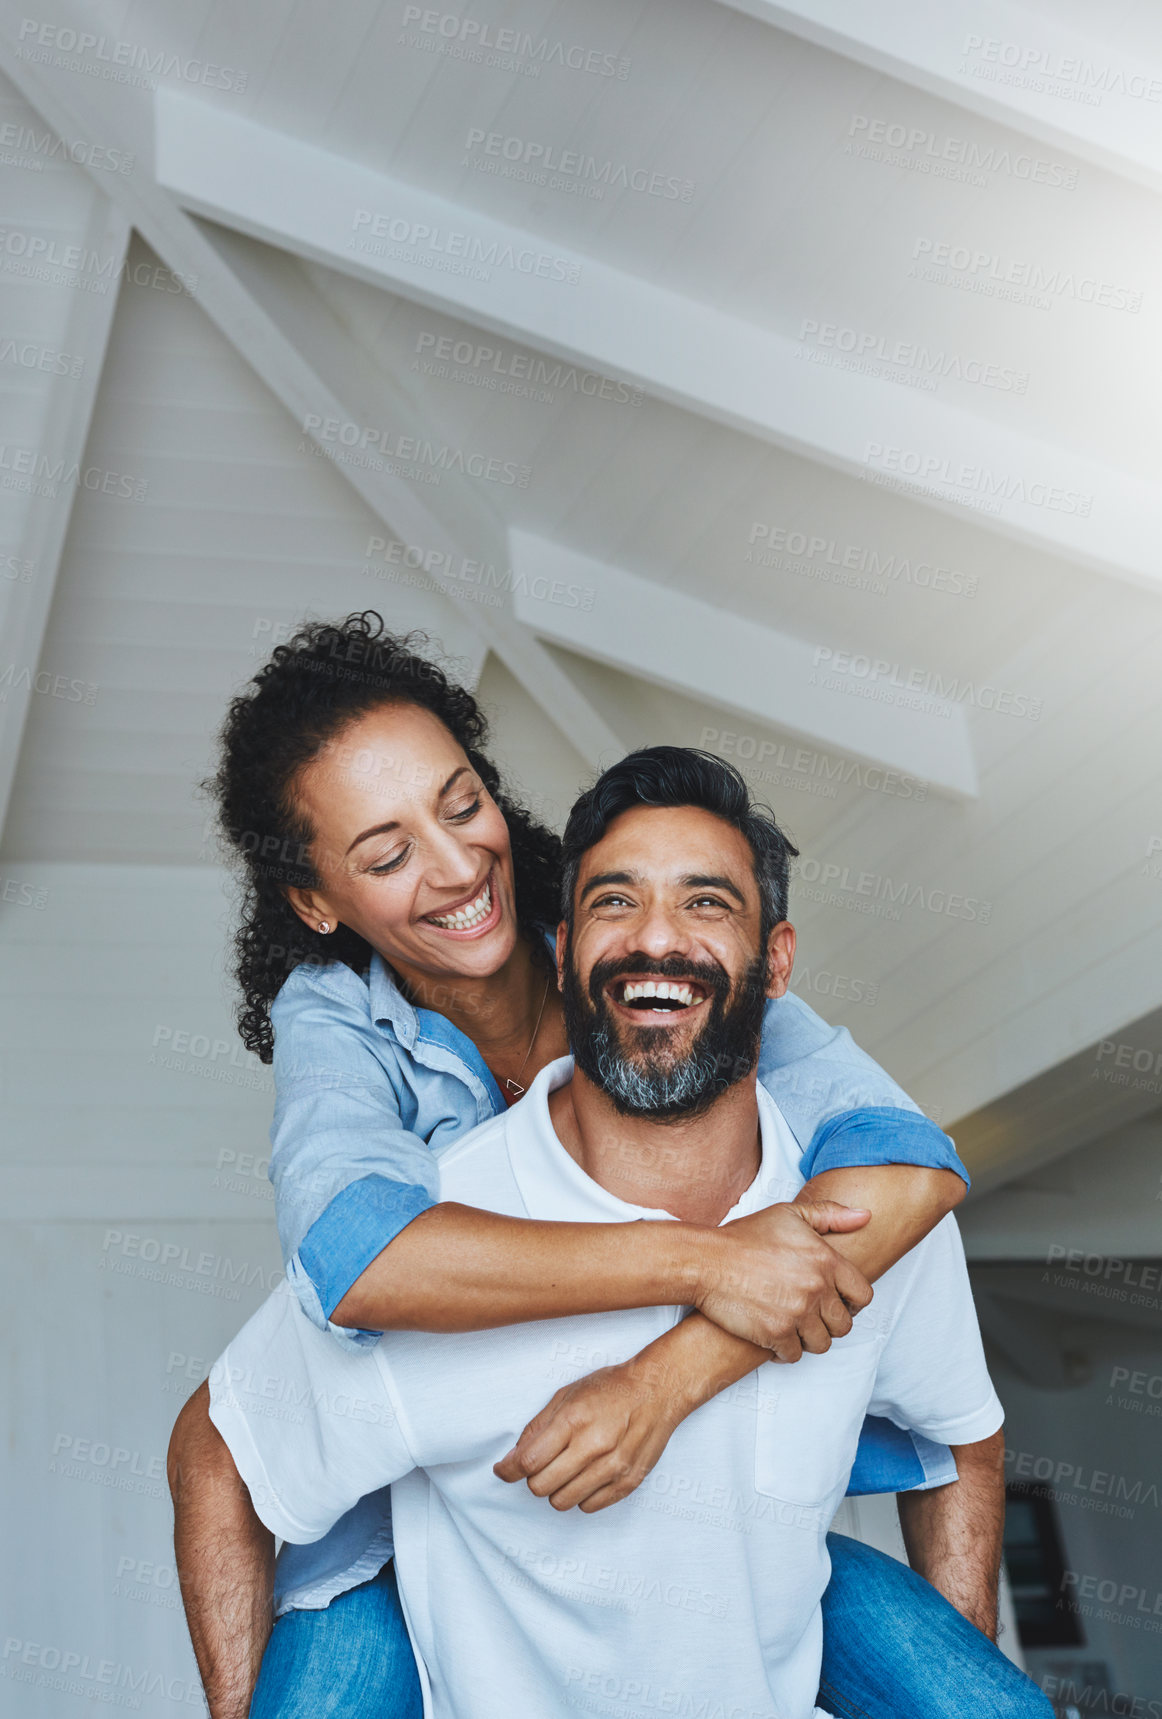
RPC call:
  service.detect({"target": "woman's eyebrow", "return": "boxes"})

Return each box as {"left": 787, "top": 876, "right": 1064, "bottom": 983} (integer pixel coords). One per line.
{"left": 345, "top": 767, "right": 472, "bottom": 854}
{"left": 346, "top": 819, "right": 400, "bottom": 856}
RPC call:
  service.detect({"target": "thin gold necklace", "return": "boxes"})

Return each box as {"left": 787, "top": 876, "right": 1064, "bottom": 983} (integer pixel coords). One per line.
{"left": 503, "top": 975, "right": 551, "bottom": 1098}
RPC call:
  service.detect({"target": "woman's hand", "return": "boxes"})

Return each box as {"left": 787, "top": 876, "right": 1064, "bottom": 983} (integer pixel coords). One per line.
{"left": 693, "top": 1199, "right": 874, "bottom": 1361}
{"left": 493, "top": 1353, "right": 692, "bottom": 1513}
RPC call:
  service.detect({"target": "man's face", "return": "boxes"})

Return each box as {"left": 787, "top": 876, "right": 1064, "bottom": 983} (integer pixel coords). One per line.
{"left": 558, "top": 805, "right": 788, "bottom": 1121}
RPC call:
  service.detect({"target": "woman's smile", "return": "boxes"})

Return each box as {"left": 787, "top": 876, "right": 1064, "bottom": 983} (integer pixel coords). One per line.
{"left": 421, "top": 869, "right": 503, "bottom": 938}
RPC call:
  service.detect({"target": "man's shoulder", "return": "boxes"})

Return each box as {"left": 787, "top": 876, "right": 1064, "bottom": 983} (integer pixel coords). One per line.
{"left": 875, "top": 1211, "right": 965, "bottom": 1324}
{"left": 433, "top": 1108, "right": 517, "bottom": 1204}
{"left": 758, "top": 991, "right": 920, "bottom": 1146}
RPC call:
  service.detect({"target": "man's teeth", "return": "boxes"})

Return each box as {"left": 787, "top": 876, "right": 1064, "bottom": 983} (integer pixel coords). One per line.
{"left": 621, "top": 980, "right": 702, "bottom": 1008}
{"left": 428, "top": 881, "right": 492, "bottom": 930}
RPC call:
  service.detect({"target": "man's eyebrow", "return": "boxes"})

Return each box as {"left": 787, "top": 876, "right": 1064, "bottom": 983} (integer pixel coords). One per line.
{"left": 580, "top": 869, "right": 640, "bottom": 900}
{"left": 579, "top": 869, "right": 748, "bottom": 906}
{"left": 345, "top": 767, "right": 471, "bottom": 855}
{"left": 681, "top": 873, "right": 747, "bottom": 905}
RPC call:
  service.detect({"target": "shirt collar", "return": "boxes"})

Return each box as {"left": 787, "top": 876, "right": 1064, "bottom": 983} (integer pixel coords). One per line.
{"left": 367, "top": 952, "right": 418, "bottom": 1049}
{"left": 503, "top": 1057, "right": 802, "bottom": 1225}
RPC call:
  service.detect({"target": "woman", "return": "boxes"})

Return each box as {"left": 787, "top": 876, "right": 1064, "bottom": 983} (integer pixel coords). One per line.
{"left": 169, "top": 613, "right": 1032, "bottom": 1719}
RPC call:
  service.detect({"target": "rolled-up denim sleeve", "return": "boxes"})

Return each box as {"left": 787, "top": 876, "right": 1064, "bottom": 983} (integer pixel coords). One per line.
{"left": 800, "top": 1107, "right": 970, "bottom": 1185}
{"left": 270, "top": 985, "right": 440, "bottom": 1351}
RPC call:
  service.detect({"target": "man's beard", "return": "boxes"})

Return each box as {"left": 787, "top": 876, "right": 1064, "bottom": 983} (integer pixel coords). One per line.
{"left": 562, "top": 944, "right": 768, "bottom": 1122}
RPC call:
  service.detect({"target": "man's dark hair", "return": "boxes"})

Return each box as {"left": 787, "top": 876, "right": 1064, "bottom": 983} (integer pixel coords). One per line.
{"left": 560, "top": 746, "right": 799, "bottom": 936}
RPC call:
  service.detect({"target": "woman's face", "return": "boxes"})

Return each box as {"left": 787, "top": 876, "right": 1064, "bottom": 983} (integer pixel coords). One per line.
{"left": 287, "top": 703, "right": 520, "bottom": 985}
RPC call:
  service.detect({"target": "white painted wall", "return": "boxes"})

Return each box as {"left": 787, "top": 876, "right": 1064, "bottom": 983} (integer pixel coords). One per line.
{"left": 0, "top": 864, "right": 280, "bottom": 1713}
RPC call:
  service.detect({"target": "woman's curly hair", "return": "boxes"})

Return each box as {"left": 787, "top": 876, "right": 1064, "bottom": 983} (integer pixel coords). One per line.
{"left": 206, "top": 612, "right": 562, "bottom": 1062}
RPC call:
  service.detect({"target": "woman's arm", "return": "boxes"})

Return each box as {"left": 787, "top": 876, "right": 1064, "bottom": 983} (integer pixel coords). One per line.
{"left": 271, "top": 979, "right": 869, "bottom": 1356}
{"left": 333, "top": 1196, "right": 874, "bottom": 1355}
{"left": 494, "top": 1163, "right": 965, "bottom": 1510}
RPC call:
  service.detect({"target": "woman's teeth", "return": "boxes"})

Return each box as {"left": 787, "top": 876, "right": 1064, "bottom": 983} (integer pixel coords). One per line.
{"left": 428, "top": 880, "right": 492, "bottom": 930}
{"left": 620, "top": 980, "right": 703, "bottom": 1009}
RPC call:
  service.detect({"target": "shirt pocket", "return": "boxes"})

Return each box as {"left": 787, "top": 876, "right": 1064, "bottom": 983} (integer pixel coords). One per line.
{"left": 753, "top": 1337, "right": 882, "bottom": 1507}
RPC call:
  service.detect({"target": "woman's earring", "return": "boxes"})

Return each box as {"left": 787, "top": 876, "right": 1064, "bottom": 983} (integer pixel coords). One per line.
{"left": 317, "top": 921, "right": 330, "bottom": 934}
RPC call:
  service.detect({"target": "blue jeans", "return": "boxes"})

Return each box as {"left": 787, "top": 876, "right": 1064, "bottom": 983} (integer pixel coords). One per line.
{"left": 249, "top": 1563, "right": 422, "bottom": 1719}
{"left": 818, "top": 1534, "right": 1053, "bottom": 1717}
{"left": 249, "top": 1535, "right": 1052, "bottom": 1718}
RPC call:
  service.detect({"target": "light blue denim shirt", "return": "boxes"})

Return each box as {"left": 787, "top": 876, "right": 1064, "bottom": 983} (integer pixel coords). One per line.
{"left": 268, "top": 952, "right": 970, "bottom": 1612}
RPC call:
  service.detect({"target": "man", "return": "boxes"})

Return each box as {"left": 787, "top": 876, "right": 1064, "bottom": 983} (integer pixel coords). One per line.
{"left": 204, "top": 749, "right": 1043, "bottom": 1718}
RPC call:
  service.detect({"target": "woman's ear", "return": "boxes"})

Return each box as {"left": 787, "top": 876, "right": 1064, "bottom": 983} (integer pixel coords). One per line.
{"left": 286, "top": 885, "right": 338, "bottom": 936}
{"left": 764, "top": 920, "right": 796, "bottom": 999}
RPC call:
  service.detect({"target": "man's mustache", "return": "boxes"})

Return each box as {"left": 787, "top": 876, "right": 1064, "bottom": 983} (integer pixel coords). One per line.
{"left": 583, "top": 952, "right": 732, "bottom": 1009}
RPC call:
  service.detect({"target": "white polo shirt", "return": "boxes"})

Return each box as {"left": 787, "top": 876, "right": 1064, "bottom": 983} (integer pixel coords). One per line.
{"left": 210, "top": 1057, "right": 1002, "bottom": 1719}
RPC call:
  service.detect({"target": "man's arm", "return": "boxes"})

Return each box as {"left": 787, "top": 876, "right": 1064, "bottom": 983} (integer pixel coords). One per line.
{"left": 896, "top": 1428, "right": 1006, "bottom": 1638}
{"left": 168, "top": 1383, "right": 275, "bottom": 1719}
{"left": 495, "top": 1163, "right": 964, "bottom": 1510}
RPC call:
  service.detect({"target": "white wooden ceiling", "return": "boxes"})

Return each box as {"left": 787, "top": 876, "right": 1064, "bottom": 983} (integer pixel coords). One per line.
{"left": 1, "top": 0, "right": 1161, "bottom": 1181}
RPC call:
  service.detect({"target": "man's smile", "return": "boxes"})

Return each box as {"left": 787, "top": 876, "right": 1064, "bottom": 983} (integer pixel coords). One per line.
{"left": 604, "top": 973, "right": 712, "bottom": 1024}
